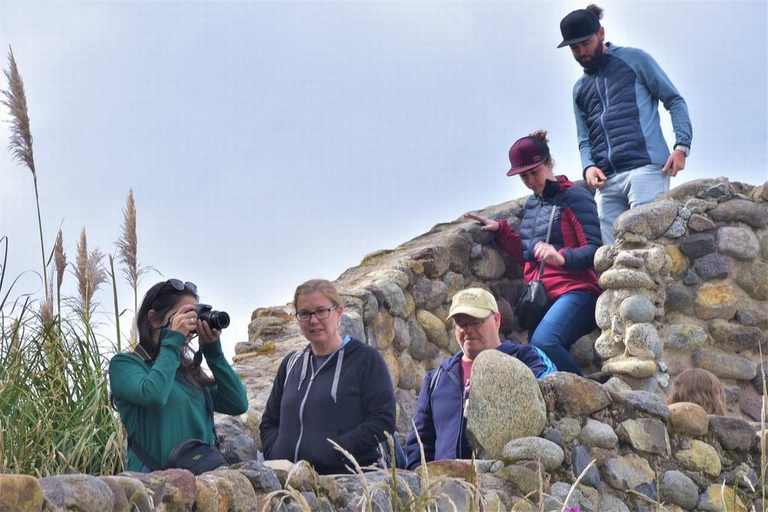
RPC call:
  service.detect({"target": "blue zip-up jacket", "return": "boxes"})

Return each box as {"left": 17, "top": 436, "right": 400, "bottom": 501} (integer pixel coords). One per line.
{"left": 260, "top": 338, "right": 396, "bottom": 474}
{"left": 404, "top": 340, "right": 555, "bottom": 470}
{"left": 573, "top": 43, "right": 692, "bottom": 178}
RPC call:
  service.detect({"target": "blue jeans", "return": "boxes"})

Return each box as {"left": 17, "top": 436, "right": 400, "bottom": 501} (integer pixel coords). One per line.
{"left": 596, "top": 164, "right": 670, "bottom": 244}
{"left": 529, "top": 291, "right": 598, "bottom": 376}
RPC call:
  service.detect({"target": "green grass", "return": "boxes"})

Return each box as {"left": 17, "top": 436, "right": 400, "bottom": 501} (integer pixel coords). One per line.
{"left": 0, "top": 289, "right": 124, "bottom": 476}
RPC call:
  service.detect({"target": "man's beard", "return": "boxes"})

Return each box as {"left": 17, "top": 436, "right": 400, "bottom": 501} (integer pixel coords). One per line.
{"left": 577, "top": 39, "right": 604, "bottom": 71}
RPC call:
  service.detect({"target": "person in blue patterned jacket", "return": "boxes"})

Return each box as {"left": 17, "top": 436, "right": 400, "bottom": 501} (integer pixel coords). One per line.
{"left": 559, "top": 4, "right": 693, "bottom": 244}
{"left": 405, "top": 288, "right": 555, "bottom": 470}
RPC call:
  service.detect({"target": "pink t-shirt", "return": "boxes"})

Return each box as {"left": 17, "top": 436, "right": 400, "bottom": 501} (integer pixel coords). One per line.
{"left": 461, "top": 358, "right": 473, "bottom": 395}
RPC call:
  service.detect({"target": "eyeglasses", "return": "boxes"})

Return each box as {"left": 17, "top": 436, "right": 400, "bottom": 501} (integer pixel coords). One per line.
{"left": 148, "top": 279, "right": 197, "bottom": 310}
{"left": 296, "top": 305, "right": 338, "bottom": 322}
{"left": 453, "top": 313, "right": 493, "bottom": 331}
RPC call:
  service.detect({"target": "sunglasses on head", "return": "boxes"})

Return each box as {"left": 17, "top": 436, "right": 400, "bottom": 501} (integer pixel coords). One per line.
{"left": 148, "top": 279, "right": 198, "bottom": 311}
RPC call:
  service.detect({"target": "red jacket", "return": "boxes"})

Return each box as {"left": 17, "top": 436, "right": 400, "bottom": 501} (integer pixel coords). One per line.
{"left": 495, "top": 176, "right": 602, "bottom": 301}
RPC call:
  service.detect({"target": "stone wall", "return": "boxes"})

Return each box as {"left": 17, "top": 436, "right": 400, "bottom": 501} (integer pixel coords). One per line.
{"left": 2, "top": 177, "right": 766, "bottom": 511}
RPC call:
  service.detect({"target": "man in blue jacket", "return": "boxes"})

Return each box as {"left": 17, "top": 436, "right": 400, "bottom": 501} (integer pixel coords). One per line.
{"left": 405, "top": 288, "right": 556, "bottom": 470}
{"left": 559, "top": 5, "right": 693, "bottom": 244}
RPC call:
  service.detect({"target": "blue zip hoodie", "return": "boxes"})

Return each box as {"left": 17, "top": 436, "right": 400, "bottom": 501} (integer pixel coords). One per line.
{"left": 405, "top": 340, "right": 555, "bottom": 470}
{"left": 573, "top": 43, "right": 692, "bottom": 177}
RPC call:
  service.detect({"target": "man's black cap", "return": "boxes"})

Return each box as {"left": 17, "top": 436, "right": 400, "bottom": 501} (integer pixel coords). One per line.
{"left": 557, "top": 9, "right": 601, "bottom": 48}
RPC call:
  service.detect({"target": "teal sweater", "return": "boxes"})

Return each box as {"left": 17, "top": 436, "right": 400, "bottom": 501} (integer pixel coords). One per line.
{"left": 109, "top": 330, "right": 249, "bottom": 471}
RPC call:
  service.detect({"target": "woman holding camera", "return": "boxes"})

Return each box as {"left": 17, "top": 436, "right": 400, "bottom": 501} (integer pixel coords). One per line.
{"left": 109, "top": 279, "right": 249, "bottom": 472}
{"left": 465, "top": 130, "right": 602, "bottom": 375}
{"left": 260, "top": 279, "right": 396, "bottom": 474}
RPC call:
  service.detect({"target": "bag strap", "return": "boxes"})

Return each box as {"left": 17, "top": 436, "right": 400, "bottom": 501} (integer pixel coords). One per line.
{"left": 536, "top": 205, "right": 558, "bottom": 279}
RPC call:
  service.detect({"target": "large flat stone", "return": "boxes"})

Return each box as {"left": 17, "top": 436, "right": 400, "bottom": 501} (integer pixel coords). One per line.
{"left": 602, "top": 456, "right": 657, "bottom": 500}
{"left": 540, "top": 372, "right": 612, "bottom": 415}
{"left": 466, "top": 350, "right": 547, "bottom": 459}
{"left": 613, "top": 200, "right": 678, "bottom": 240}
{"left": 693, "top": 349, "right": 757, "bottom": 380}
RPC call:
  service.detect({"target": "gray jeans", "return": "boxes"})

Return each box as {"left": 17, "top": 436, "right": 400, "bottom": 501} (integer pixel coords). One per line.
{"left": 596, "top": 164, "right": 670, "bottom": 245}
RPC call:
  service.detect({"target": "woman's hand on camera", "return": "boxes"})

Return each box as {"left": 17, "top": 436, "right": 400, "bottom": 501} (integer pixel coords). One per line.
{"left": 463, "top": 212, "right": 500, "bottom": 232}
{"left": 169, "top": 304, "right": 198, "bottom": 337}
{"left": 197, "top": 320, "right": 221, "bottom": 346}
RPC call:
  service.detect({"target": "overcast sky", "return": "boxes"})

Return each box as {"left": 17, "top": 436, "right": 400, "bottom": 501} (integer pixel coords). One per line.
{"left": 1, "top": 0, "right": 766, "bottom": 359}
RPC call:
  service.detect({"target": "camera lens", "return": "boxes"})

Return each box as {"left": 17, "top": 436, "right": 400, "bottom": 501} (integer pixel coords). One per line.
{"left": 209, "top": 311, "right": 230, "bottom": 330}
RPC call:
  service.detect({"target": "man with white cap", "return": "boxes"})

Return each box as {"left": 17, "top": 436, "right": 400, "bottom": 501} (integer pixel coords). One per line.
{"left": 404, "top": 288, "right": 556, "bottom": 469}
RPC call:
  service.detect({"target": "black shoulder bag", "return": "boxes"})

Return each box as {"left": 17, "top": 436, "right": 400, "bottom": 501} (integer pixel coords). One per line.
{"left": 515, "top": 205, "right": 557, "bottom": 332}
{"left": 127, "top": 347, "right": 230, "bottom": 475}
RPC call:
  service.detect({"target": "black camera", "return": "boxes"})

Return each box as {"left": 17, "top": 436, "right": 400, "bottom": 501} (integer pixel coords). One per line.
{"left": 195, "top": 304, "right": 230, "bottom": 330}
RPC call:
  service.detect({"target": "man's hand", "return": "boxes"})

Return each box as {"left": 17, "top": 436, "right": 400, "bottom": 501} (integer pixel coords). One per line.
{"left": 585, "top": 166, "right": 607, "bottom": 189}
{"left": 663, "top": 150, "right": 686, "bottom": 177}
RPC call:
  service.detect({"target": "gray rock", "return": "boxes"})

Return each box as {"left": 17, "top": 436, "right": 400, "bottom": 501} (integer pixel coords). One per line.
{"left": 674, "top": 440, "right": 722, "bottom": 477}
{"left": 340, "top": 311, "right": 366, "bottom": 344}
{"left": 752, "top": 362, "right": 768, "bottom": 394}
{"left": 397, "top": 351, "right": 426, "bottom": 391}
{"left": 597, "top": 492, "right": 631, "bottom": 512}
{"left": 659, "top": 470, "right": 698, "bottom": 510}
{"left": 414, "top": 246, "right": 451, "bottom": 278}
{"left": 693, "top": 253, "right": 731, "bottom": 280}
{"left": 599, "top": 268, "right": 655, "bottom": 290}
{"left": 622, "top": 390, "right": 671, "bottom": 420}
{"left": 624, "top": 323, "right": 662, "bottom": 359}
{"left": 233, "top": 460, "right": 282, "bottom": 494}
{"left": 665, "top": 284, "right": 693, "bottom": 314}
{"left": 717, "top": 226, "right": 760, "bottom": 260}
{"left": 594, "top": 244, "right": 618, "bottom": 272}
{"left": 367, "top": 311, "right": 395, "bottom": 350}
{"left": 556, "top": 417, "right": 582, "bottom": 444}
{"left": 443, "top": 232, "right": 473, "bottom": 275}
{"left": 709, "top": 319, "right": 764, "bottom": 352}
{"left": 367, "top": 269, "right": 410, "bottom": 290}
{"left": 615, "top": 251, "right": 646, "bottom": 268}
{"left": 736, "top": 301, "right": 768, "bottom": 327}
{"left": 693, "top": 349, "right": 757, "bottom": 380}
{"left": 601, "top": 456, "right": 657, "bottom": 500}
{"left": 434, "top": 479, "right": 473, "bottom": 511}
{"left": 664, "top": 324, "right": 709, "bottom": 351}
{"left": 571, "top": 445, "right": 601, "bottom": 489}
{"left": 613, "top": 199, "right": 678, "bottom": 239}
{"left": 369, "top": 279, "right": 407, "bottom": 317}
{"left": 544, "top": 481, "right": 594, "bottom": 512}
{"left": 603, "top": 376, "right": 632, "bottom": 394}
{"left": 541, "top": 372, "right": 612, "bottom": 415}
{"left": 687, "top": 213, "right": 717, "bottom": 232}
{"left": 395, "top": 389, "right": 418, "bottom": 438}
{"left": 416, "top": 309, "right": 449, "bottom": 350}
{"left": 407, "top": 319, "right": 431, "bottom": 361}
{"left": 466, "top": 350, "right": 547, "bottom": 459}
{"left": 471, "top": 247, "right": 506, "bottom": 280}
{"left": 442, "top": 271, "right": 465, "bottom": 298}
{"left": 579, "top": 418, "right": 618, "bottom": 449}
{"left": 708, "top": 415, "right": 757, "bottom": 451}
{"left": 700, "top": 180, "right": 730, "bottom": 199}
{"left": 100, "top": 476, "right": 153, "bottom": 512}
{"left": 734, "top": 260, "right": 768, "bottom": 301}
{"left": 678, "top": 207, "right": 692, "bottom": 220}
{"left": 616, "top": 418, "right": 670, "bottom": 456}
{"left": 594, "top": 290, "right": 614, "bottom": 330}
{"left": 470, "top": 243, "right": 484, "bottom": 259}
{"left": 709, "top": 198, "right": 768, "bottom": 228}
{"left": 544, "top": 428, "right": 564, "bottom": 450}
{"left": 663, "top": 220, "right": 686, "bottom": 238}
{"left": 722, "top": 462, "right": 759, "bottom": 490}
{"left": 682, "top": 270, "right": 700, "bottom": 286}
{"left": 619, "top": 296, "right": 656, "bottom": 323}
{"left": 39, "top": 475, "right": 116, "bottom": 512}
{"left": 685, "top": 198, "right": 710, "bottom": 214}
{"left": 501, "top": 437, "right": 564, "bottom": 471}
{"left": 412, "top": 277, "right": 448, "bottom": 310}
{"left": 392, "top": 317, "right": 411, "bottom": 351}
{"left": 679, "top": 233, "right": 716, "bottom": 258}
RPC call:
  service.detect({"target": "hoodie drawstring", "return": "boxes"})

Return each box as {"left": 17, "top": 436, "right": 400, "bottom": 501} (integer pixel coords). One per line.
{"left": 331, "top": 347, "right": 344, "bottom": 403}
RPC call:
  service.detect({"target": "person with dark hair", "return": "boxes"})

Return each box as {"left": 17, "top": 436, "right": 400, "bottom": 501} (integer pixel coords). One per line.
{"left": 667, "top": 368, "right": 727, "bottom": 416}
{"left": 464, "top": 131, "right": 602, "bottom": 375}
{"left": 405, "top": 288, "right": 555, "bottom": 470}
{"left": 260, "top": 279, "right": 397, "bottom": 474}
{"left": 558, "top": 4, "right": 693, "bottom": 245}
{"left": 109, "top": 279, "right": 249, "bottom": 472}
